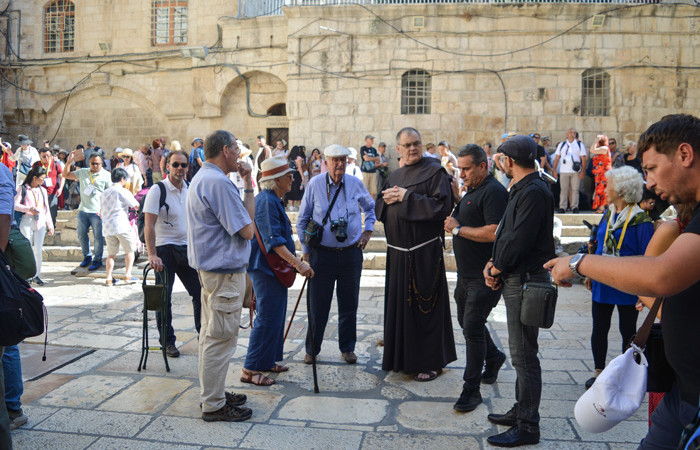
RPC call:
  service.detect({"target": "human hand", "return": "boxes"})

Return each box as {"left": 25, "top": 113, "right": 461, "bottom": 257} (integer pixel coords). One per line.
{"left": 28, "top": 207, "right": 39, "bottom": 215}
{"left": 149, "top": 254, "right": 164, "bottom": 272}
{"left": 48, "top": 228, "right": 55, "bottom": 236}
{"left": 585, "top": 277, "right": 592, "bottom": 291}
{"left": 381, "top": 186, "right": 407, "bottom": 205}
{"left": 67, "top": 152, "right": 75, "bottom": 163}
{"left": 543, "top": 256, "right": 574, "bottom": 287}
{"left": 483, "top": 261, "right": 502, "bottom": 290}
{"left": 635, "top": 299, "right": 644, "bottom": 312}
{"left": 356, "top": 230, "right": 372, "bottom": 250}
{"left": 444, "top": 216, "right": 459, "bottom": 233}
{"left": 302, "top": 253, "right": 310, "bottom": 263}
{"left": 237, "top": 161, "right": 252, "bottom": 180}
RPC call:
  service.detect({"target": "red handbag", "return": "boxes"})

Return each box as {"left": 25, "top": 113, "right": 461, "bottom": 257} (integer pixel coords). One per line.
{"left": 253, "top": 222, "right": 296, "bottom": 288}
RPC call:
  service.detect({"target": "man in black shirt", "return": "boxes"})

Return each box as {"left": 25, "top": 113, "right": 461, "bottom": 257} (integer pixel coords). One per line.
{"left": 547, "top": 114, "right": 700, "bottom": 449}
{"left": 360, "top": 134, "right": 380, "bottom": 198}
{"left": 483, "top": 135, "right": 554, "bottom": 447}
{"left": 444, "top": 144, "right": 508, "bottom": 413}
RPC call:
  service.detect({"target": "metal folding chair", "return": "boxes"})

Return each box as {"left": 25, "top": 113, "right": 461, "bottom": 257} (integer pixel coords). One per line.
{"left": 137, "top": 264, "right": 170, "bottom": 372}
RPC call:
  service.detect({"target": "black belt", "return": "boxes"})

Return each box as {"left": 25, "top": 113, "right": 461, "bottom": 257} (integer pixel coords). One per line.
{"left": 317, "top": 243, "right": 357, "bottom": 252}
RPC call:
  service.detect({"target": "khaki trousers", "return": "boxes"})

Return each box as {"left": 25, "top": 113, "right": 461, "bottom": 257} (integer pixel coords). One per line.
{"left": 362, "top": 171, "right": 377, "bottom": 197}
{"left": 559, "top": 172, "right": 580, "bottom": 210}
{"left": 197, "top": 270, "right": 245, "bottom": 413}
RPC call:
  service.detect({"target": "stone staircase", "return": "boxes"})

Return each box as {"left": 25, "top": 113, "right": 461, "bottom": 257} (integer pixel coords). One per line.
{"left": 44, "top": 209, "right": 600, "bottom": 271}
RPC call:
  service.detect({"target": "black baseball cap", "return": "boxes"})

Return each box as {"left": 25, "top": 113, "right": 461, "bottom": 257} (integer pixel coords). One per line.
{"left": 498, "top": 135, "right": 537, "bottom": 163}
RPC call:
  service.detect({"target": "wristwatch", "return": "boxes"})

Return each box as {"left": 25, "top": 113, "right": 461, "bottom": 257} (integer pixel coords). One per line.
{"left": 452, "top": 226, "right": 461, "bottom": 236}
{"left": 569, "top": 253, "right": 586, "bottom": 278}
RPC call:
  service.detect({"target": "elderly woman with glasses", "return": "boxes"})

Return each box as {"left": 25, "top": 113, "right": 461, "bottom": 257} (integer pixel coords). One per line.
{"left": 116, "top": 148, "right": 144, "bottom": 194}
{"left": 583, "top": 166, "right": 654, "bottom": 389}
{"left": 240, "top": 156, "right": 314, "bottom": 386}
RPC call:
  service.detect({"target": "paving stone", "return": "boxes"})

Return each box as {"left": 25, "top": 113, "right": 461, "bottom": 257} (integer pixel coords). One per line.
{"left": 240, "top": 424, "right": 363, "bottom": 450}
{"left": 51, "top": 332, "right": 136, "bottom": 350}
{"left": 36, "top": 408, "right": 149, "bottom": 437}
{"left": 272, "top": 362, "right": 380, "bottom": 392}
{"left": 88, "top": 437, "right": 200, "bottom": 450}
{"left": 380, "top": 385, "right": 411, "bottom": 400}
{"left": 163, "top": 386, "right": 284, "bottom": 423}
{"left": 362, "top": 432, "right": 479, "bottom": 449}
{"left": 290, "top": 341, "right": 372, "bottom": 364}
{"left": 137, "top": 416, "right": 250, "bottom": 446}
{"left": 37, "top": 375, "right": 135, "bottom": 408}
{"left": 571, "top": 418, "right": 649, "bottom": 443}
{"left": 278, "top": 396, "right": 388, "bottom": 424}
{"left": 99, "top": 376, "right": 192, "bottom": 414}
{"left": 62, "top": 322, "right": 126, "bottom": 334}
{"left": 98, "top": 352, "right": 199, "bottom": 378}
{"left": 21, "top": 374, "right": 75, "bottom": 404}
{"left": 385, "top": 368, "right": 495, "bottom": 399}
{"left": 10, "top": 429, "right": 97, "bottom": 449}
{"left": 20, "top": 405, "right": 60, "bottom": 429}
{"left": 397, "top": 401, "right": 492, "bottom": 435}
{"left": 55, "top": 349, "right": 122, "bottom": 374}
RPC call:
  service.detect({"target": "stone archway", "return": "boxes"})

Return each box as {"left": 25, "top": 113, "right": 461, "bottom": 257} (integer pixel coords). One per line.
{"left": 220, "top": 71, "right": 287, "bottom": 149}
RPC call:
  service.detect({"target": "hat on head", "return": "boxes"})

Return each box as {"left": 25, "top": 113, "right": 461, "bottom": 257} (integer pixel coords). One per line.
{"left": 237, "top": 140, "right": 252, "bottom": 158}
{"left": 323, "top": 144, "right": 351, "bottom": 158}
{"left": 52, "top": 144, "right": 61, "bottom": 151}
{"left": 118, "top": 148, "right": 135, "bottom": 158}
{"left": 500, "top": 133, "right": 509, "bottom": 140}
{"left": 498, "top": 135, "right": 537, "bottom": 163}
{"left": 17, "top": 134, "right": 32, "bottom": 146}
{"left": 347, "top": 147, "right": 358, "bottom": 160}
{"left": 365, "top": 134, "right": 375, "bottom": 140}
{"left": 259, "top": 156, "right": 295, "bottom": 183}
{"left": 192, "top": 137, "right": 203, "bottom": 144}
{"left": 541, "top": 136, "right": 550, "bottom": 142}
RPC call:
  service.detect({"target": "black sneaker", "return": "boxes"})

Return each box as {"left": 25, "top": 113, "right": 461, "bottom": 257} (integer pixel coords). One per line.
{"left": 585, "top": 377, "right": 596, "bottom": 390}
{"left": 200, "top": 392, "right": 247, "bottom": 409}
{"left": 79, "top": 256, "right": 92, "bottom": 268}
{"left": 165, "top": 344, "right": 180, "bottom": 358}
{"left": 488, "top": 405, "right": 518, "bottom": 427}
{"left": 454, "top": 389, "right": 482, "bottom": 413}
{"left": 487, "top": 426, "right": 539, "bottom": 447}
{"left": 557, "top": 208, "right": 566, "bottom": 214}
{"left": 482, "top": 351, "right": 507, "bottom": 385}
{"left": 202, "top": 404, "right": 252, "bottom": 422}
{"left": 572, "top": 207, "right": 580, "bottom": 214}
{"left": 34, "top": 276, "right": 45, "bottom": 286}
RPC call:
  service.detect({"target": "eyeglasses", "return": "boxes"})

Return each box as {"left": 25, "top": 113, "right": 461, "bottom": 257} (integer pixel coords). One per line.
{"left": 399, "top": 141, "right": 422, "bottom": 149}
{"left": 170, "top": 162, "right": 188, "bottom": 168}
{"left": 90, "top": 162, "right": 101, "bottom": 166}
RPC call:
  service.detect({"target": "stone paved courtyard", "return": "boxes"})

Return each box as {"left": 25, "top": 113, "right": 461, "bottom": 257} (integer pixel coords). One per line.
{"left": 9, "top": 261, "right": 649, "bottom": 449}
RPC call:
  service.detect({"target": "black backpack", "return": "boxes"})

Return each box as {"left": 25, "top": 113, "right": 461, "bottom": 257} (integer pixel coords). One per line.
{"left": 137, "top": 181, "right": 187, "bottom": 244}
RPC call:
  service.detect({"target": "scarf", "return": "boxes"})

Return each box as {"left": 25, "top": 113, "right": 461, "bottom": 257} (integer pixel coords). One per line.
{"left": 603, "top": 203, "right": 651, "bottom": 256}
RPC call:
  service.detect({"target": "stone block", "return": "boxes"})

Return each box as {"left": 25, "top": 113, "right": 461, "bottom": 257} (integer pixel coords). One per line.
{"left": 137, "top": 416, "right": 250, "bottom": 447}
{"left": 241, "top": 424, "right": 363, "bottom": 450}
{"left": 278, "top": 397, "right": 388, "bottom": 424}
{"left": 36, "top": 408, "right": 148, "bottom": 438}
{"left": 37, "top": 374, "right": 135, "bottom": 409}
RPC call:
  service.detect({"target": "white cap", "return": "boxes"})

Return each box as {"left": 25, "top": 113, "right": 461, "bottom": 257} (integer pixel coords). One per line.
{"left": 347, "top": 147, "right": 358, "bottom": 160}
{"left": 323, "top": 144, "right": 350, "bottom": 158}
{"left": 574, "top": 346, "right": 648, "bottom": 433}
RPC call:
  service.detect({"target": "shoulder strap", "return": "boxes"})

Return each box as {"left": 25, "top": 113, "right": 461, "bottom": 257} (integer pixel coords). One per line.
{"left": 633, "top": 297, "right": 663, "bottom": 348}
{"left": 157, "top": 181, "right": 168, "bottom": 214}
{"left": 21, "top": 184, "right": 27, "bottom": 204}
{"left": 322, "top": 175, "right": 343, "bottom": 226}
{"left": 253, "top": 222, "right": 268, "bottom": 257}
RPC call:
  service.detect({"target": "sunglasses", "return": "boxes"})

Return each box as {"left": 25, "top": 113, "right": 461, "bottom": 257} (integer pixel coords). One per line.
{"left": 170, "top": 162, "right": 188, "bottom": 168}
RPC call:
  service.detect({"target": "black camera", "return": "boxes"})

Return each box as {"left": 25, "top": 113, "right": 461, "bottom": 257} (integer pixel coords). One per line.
{"left": 330, "top": 217, "right": 348, "bottom": 242}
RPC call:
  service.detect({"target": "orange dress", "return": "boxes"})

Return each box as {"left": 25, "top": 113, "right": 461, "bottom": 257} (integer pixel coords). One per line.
{"left": 592, "top": 150, "right": 611, "bottom": 211}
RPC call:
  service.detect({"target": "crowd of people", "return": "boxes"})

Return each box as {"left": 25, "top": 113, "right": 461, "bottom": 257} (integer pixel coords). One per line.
{"left": 1, "top": 115, "right": 699, "bottom": 448}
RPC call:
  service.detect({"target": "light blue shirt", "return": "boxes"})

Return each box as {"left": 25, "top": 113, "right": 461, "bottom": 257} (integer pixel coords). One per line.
{"left": 186, "top": 162, "right": 252, "bottom": 272}
{"left": 0, "top": 164, "right": 14, "bottom": 218}
{"left": 297, "top": 172, "right": 376, "bottom": 254}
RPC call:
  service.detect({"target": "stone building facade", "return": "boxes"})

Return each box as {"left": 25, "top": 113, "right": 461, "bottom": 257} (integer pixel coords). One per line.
{"left": 1, "top": 0, "right": 698, "bottom": 165}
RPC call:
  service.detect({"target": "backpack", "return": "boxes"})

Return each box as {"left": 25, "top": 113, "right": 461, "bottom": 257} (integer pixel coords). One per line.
{"left": 136, "top": 180, "right": 187, "bottom": 244}
{"left": 5, "top": 227, "right": 37, "bottom": 280}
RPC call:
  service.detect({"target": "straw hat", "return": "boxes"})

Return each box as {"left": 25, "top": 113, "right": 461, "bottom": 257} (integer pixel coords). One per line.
{"left": 259, "top": 156, "right": 294, "bottom": 182}
{"left": 118, "top": 148, "right": 135, "bottom": 158}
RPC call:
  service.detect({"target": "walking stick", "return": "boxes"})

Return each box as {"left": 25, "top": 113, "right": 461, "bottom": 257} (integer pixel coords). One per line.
{"left": 283, "top": 277, "right": 307, "bottom": 343}
{"left": 306, "top": 279, "right": 320, "bottom": 393}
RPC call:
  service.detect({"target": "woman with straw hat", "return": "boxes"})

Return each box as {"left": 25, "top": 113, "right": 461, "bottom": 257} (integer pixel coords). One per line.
{"left": 116, "top": 148, "right": 144, "bottom": 194}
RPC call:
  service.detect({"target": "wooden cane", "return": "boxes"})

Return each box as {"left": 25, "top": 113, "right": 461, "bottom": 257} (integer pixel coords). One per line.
{"left": 283, "top": 277, "right": 308, "bottom": 342}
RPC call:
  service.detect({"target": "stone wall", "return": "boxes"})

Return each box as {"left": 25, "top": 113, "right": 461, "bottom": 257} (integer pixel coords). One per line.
{"left": 2, "top": 1, "right": 698, "bottom": 162}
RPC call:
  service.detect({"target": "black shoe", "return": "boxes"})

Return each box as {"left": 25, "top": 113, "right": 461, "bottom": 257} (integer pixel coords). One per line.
{"left": 557, "top": 208, "right": 565, "bottom": 214}
{"left": 572, "top": 207, "right": 580, "bottom": 214}
{"left": 79, "top": 256, "right": 92, "bottom": 268}
{"left": 488, "top": 405, "right": 518, "bottom": 427}
{"left": 453, "top": 389, "right": 482, "bottom": 413}
{"left": 202, "top": 404, "right": 252, "bottom": 422}
{"left": 165, "top": 344, "right": 180, "bottom": 358}
{"left": 482, "top": 351, "right": 507, "bottom": 385}
{"left": 200, "top": 392, "right": 247, "bottom": 409}
{"left": 585, "top": 377, "right": 596, "bottom": 390}
{"left": 34, "top": 276, "right": 45, "bottom": 286}
{"left": 487, "top": 426, "right": 539, "bottom": 447}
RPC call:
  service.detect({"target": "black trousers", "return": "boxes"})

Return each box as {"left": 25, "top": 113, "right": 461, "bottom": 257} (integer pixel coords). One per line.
{"left": 590, "top": 301, "right": 638, "bottom": 370}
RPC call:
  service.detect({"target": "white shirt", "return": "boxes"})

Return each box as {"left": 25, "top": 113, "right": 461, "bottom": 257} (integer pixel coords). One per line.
{"left": 346, "top": 163, "right": 363, "bottom": 180}
{"left": 423, "top": 151, "right": 439, "bottom": 159}
{"left": 143, "top": 176, "right": 188, "bottom": 246}
{"left": 100, "top": 184, "right": 139, "bottom": 237}
{"left": 554, "top": 139, "right": 587, "bottom": 174}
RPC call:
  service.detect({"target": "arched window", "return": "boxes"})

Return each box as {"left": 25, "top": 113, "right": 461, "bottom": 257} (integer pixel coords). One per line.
{"left": 152, "top": 0, "right": 188, "bottom": 46}
{"left": 44, "top": 1, "right": 75, "bottom": 53}
{"left": 401, "top": 70, "right": 431, "bottom": 115}
{"left": 581, "top": 68, "right": 610, "bottom": 116}
{"left": 267, "top": 103, "right": 286, "bottom": 116}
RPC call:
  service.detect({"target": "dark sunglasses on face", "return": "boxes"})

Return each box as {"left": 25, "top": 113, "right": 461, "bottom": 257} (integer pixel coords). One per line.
{"left": 170, "top": 162, "right": 188, "bottom": 168}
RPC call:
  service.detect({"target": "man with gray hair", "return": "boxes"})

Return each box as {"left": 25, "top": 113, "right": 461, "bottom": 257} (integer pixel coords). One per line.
{"left": 297, "top": 144, "right": 375, "bottom": 365}
{"left": 187, "top": 130, "right": 254, "bottom": 422}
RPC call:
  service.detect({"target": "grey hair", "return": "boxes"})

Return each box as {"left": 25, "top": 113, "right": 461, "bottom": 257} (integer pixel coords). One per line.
{"left": 395, "top": 127, "right": 421, "bottom": 144}
{"left": 605, "top": 166, "right": 644, "bottom": 204}
{"left": 204, "top": 130, "right": 235, "bottom": 159}
{"left": 259, "top": 179, "right": 278, "bottom": 190}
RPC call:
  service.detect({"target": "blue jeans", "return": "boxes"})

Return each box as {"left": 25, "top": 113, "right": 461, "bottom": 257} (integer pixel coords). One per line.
{"left": 639, "top": 383, "right": 698, "bottom": 449}
{"left": 154, "top": 245, "right": 202, "bottom": 346}
{"left": 306, "top": 246, "right": 362, "bottom": 355}
{"left": 76, "top": 211, "right": 104, "bottom": 261}
{"left": 0, "top": 347, "right": 11, "bottom": 449}
{"left": 454, "top": 277, "right": 502, "bottom": 390}
{"left": 1, "top": 345, "right": 22, "bottom": 411}
{"left": 503, "top": 273, "right": 546, "bottom": 433}
{"left": 244, "top": 271, "right": 287, "bottom": 371}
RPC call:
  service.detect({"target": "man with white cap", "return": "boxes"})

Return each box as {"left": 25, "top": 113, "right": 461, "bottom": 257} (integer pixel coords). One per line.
{"left": 10, "top": 135, "right": 39, "bottom": 188}
{"left": 297, "top": 144, "right": 376, "bottom": 365}
{"left": 346, "top": 148, "right": 363, "bottom": 180}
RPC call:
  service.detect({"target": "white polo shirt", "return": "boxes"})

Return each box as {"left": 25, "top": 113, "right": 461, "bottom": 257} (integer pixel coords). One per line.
{"left": 143, "top": 176, "right": 188, "bottom": 247}
{"left": 555, "top": 139, "right": 587, "bottom": 174}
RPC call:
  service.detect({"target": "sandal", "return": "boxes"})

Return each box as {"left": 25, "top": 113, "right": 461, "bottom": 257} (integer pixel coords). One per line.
{"left": 240, "top": 368, "right": 275, "bottom": 386}
{"left": 105, "top": 278, "right": 120, "bottom": 286}
{"left": 266, "top": 364, "right": 289, "bottom": 373}
{"left": 415, "top": 368, "right": 443, "bottom": 382}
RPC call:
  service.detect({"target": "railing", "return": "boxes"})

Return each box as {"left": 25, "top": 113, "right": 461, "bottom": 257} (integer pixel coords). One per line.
{"left": 238, "top": 0, "right": 675, "bottom": 17}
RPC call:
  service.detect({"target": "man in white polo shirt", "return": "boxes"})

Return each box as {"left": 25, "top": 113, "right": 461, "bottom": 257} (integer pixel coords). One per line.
{"left": 144, "top": 149, "right": 202, "bottom": 358}
{"left": 553, "top": 128, "right": 587, "bottom": 213}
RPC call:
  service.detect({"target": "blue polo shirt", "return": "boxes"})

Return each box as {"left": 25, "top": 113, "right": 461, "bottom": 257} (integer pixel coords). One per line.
{"left": 186, "top": 162, "right": 252, "bottom": 273}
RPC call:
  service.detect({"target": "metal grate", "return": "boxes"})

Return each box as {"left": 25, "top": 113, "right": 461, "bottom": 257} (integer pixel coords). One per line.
{"left": 44, "top": 0, "right": 75, "bottom": 53}
{"left": 581, "top": 68, "right": 610, "bottom": 116}
{"left": 152, "top": 0, "right": 188, "bottom": 46}
{"left": 401, "top": 70, "right": 431, "bottom": 115}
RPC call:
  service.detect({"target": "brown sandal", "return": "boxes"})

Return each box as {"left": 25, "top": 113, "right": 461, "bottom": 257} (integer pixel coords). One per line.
{"left": 266, "top": 364, "right": 289, "bottom": 373}
{"left": 240, "top": 369, "right": 275, "bottom": 386}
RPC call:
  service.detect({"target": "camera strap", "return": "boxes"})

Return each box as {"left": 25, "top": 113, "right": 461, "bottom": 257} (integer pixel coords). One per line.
{"left": 322, "top": 174, "right": 343, "bottom": 227}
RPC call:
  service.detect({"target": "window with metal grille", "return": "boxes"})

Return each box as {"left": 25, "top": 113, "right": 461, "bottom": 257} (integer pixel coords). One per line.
{"left": 44, "top": 1, "right": 75, "bottom": 53}
{"left": 152, "top": 0, "right": 188, "bottom": 46}
{"left": 581, "top": 68, "right": 610, "bottom": 116}
{"left": 401, "top": 70, "right": 431, "bottom": 115}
